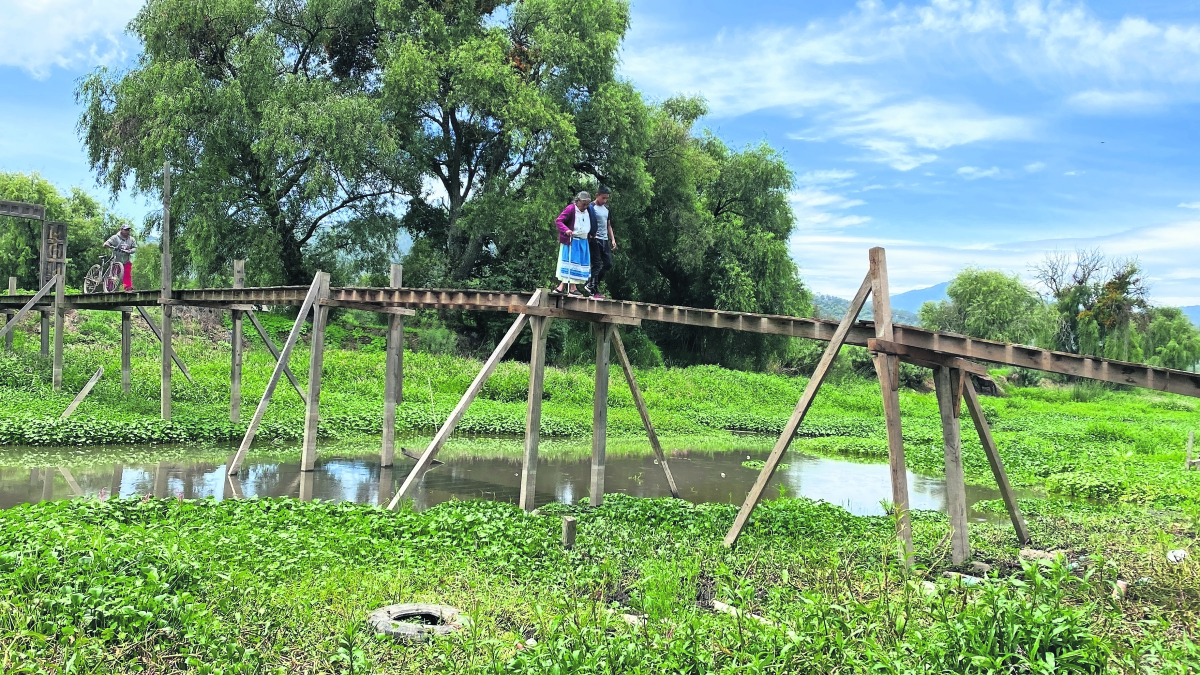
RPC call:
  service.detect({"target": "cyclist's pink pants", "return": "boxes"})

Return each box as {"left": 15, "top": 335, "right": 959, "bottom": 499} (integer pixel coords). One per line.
{"left": 122, "top": 262, "right": 132, "bottom": 291}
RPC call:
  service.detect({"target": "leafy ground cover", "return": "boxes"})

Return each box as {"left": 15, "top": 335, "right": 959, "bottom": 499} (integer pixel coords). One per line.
{"left": 1, "top": 493, "right": 1197, "bottom": 673}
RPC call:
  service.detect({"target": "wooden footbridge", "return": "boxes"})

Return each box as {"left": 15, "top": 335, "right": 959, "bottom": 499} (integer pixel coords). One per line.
{"left": 4, "top": 195, "right": 1200, "bottom": 561}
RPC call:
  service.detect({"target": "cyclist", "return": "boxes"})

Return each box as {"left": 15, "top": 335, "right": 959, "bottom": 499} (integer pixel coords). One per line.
{"left": 102, "top": 224, "right": 137, "bottom": 292}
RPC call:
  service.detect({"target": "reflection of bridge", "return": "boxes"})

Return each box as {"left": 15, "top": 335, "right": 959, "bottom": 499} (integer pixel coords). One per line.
{"left": 4, "top": 192, "right": 1199, "bottom": 563}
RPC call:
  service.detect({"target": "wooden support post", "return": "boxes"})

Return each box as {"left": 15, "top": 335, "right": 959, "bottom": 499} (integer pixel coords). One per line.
{"left": 41, "top": 467, "right": 53, "bottom": 501}
{"left": 301, "top": 273, "right": 331, "bottom": 472}
{"left": 153, "top": 462, "right": 168, "bottom": 498}
{"left": 227, "top": 272, "right": 324, "bottom": 475}
{"left": 520, "top": 291, "right": 552, "bottom": 511}
{"left": 387, "top": 306, "right": 534, "bottom": 510}
{"left": 231, "top": 260, "right": 245, "bottom": 423}
{"left": 378, "top": 466, "right": 394, "bottom": 506}
{"left": 0, "top": 275, "right": 57, "bottom": 343}
{"left": 299, "top": 471, "right": 315, "bottom": 501}
{"left": 869, "top": 247, "right": 912, "bottom": 560}
{"left": 962, "top": 377, "right": 1032, "bottom": 544}
{"left": 611, "top": 328, "right": 680, "bottom": 498}
{"left": 121, "top": 311, "right": 131, "bottom": 394}
{"left": 590, "top": 323, "right": 613, "bottom": 507}
{"left": 61, "top": 366, "right": 104, "bottom": 418}
{"left": 245, "top": 310, "right": 307, "bottom": 403}
{"left": 161, "top": 161, "right": 172, "bottom": 420}
{"left": 109, "top": 464, "right": 124, "bottom": 498}
{"left": 562, "top": 516, "right": 577, "bottom": 549}
{"left": 4, "top": 276, "right": 14, "bottom": 350}
{"left": 52, "top": 271, "right": 64, "bottom": 390}
{"left": 135, "top": 306, "right": 194, "bottom": 384}
{"left": 724, "top": 273, "right": 874, "bottom": 547}
{"left": 381, "top": 263, "right": 404, "bottom": 467}
{"left": 223, "top": 471, "right": 244, "bottom": 500}
{"left": 934, "top": 366, "right": 970, "bottom": 564}
{"left": 1185, "top": 430, "right": 1195, "bottom": 470}
{"left": 40, "top": 311, "right": 49, "bottom": 356}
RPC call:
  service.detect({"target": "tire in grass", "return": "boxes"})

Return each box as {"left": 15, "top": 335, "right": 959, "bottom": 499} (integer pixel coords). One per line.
{"left": 367, "top": 603, "right": 471, "bottom": 643}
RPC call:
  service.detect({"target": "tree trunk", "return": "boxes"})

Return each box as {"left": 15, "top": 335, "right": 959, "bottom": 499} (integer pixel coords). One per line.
{"left": 279, "top": 225, "right": 308, "bottom": 286}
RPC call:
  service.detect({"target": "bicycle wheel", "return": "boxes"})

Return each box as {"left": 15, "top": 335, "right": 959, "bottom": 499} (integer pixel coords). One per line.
{"left": 83, "top": 264, "right": 103, "bottom": 294}
{"left": 103, "top": 262, "right": 123, "bottom": 293}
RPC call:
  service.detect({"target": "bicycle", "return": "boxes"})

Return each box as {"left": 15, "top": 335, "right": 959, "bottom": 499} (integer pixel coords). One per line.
{"left": 83, "top": 250, "right": 128, "bottom": 294}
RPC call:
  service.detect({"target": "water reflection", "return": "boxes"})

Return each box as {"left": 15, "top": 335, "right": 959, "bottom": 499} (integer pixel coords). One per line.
{"left": 0, "top": 447, "right": 1022, "bottom": 521}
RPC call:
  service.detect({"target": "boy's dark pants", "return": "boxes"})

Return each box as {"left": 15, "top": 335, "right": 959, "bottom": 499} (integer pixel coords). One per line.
{"left": 587, "top": 238, "right": 613, "bottom": 290}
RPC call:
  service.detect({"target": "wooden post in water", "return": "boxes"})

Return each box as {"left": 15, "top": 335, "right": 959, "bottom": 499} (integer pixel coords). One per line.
{"left": 4, "top": 277, "right": 14, "bottom": 350}
{"left": 160, "top": 161, "right": 173, "bottom": 420}
{"left": 962, "top": 376, "right": 1031, "bottom": 544}
{"left": 40, "top": 311, "right": 48, "bottom": 356}
{"left": 299, "top": 471, "right": 315, "bottom": 501}
{"left": 121, "top": 310, "right": 131, "bottom": 394}
{"left": 381, "top": 264, "right": 404, "bottom": 467}
{"left": 153, "top": 462, "right": 168, "bottom": 498}
{"left": 231, "top": 260, "right": 245, "bottom": 423}
{"left": 109, "top": 464, "right": 124, "bottom": 499}
{"left": 378, "top": 466, "right": 394, "bottom": 506}
{"left": 41, "top": 467, "right": 53, "bottom": 501}
{"left": 301, "top": 273, "right": 331, "bottom": 472}
{"left": 520, "top": 290, "right": 552, "bottom": 511}
{"left": 869, "top": 247, "right": 912, "bottom": 560}
{"left": 562, "top": 516, "right": 577, "bottom": 549}
{"left": 934, "top": 366, "right": 970, "bottom": 564}
{"left": 52, "top": 271, "right": 64, "bottom": 390}
{"left": 589, "top": 323, "right": 612, "bottom": 507}
{"left": 724, "top": 273, "right": 873, "bottom": 547}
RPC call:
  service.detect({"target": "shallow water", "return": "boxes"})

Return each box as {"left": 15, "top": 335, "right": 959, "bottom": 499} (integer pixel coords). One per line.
{"left": 0, "top": 444, "right": 1023, "bottom": 521}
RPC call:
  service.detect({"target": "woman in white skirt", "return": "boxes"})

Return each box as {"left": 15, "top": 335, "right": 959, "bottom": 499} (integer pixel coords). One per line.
{"left": 553, "top": 191, "right": 598, "bottom": 295}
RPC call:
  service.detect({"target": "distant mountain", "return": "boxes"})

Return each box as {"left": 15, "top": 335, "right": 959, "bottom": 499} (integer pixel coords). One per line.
{"left": 811, "top": 293, "right": 920, "bottom": 326}
{"left": 1183, "top": 306, "right": 1200, "bottom": 325}
{"left": 890, "top": 281, "right": 950, "bottom": 313}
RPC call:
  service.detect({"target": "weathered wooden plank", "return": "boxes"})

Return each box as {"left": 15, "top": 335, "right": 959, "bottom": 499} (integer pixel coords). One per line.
{"left": 868, "top": 338, "right": 990, "bottom": 377}
{"left": 934, "top": 366, "right": 970, "bottom": 564}
{"left": 0, "top": 275, "right": 57, "bottom": 343}
{"left": 231, "top": 260, "right": 245, "bottom": 423}
{"left": 590, "top": 323, "right": 613, "bottom": 506}
{"left": 387, "top": 307, "right": 533, "bottom": 510}
{"left": 382, "top": 264, "right": 404, "bottom": 468}
{"left": 869, "top": 247, "right": 912, "bottom": 560}
{"left": 228, "top": 273, "right": 324, "bottom": 475}
{"left": 962, "top": 377, "right": 1031, "bottom": 544}
{"left": 520, "top": 290, "right": 551, "bottom": 511}
{"left": 161, "top": 162, "right": 172, "bottom": 420}
{"left": 40, "top": 311, "right": 48, "bottom": 356}
{"left": 245, "top": 310, "right": 307, "bottom": 404}
{"left": 61, "top": 366, "right": 104, "bottom": 418}
{"left": 724, "top": 272, "right": 874, "bottom": 547}
{"left": 4, "top": 277, "right": 14, "bottom": 350}
{"left": 134, "top": 306, "right": 195, "bottom": 384}
{"left": 301, "top": 273, "right": 330, "bottom": 472}
{"left": 52, "top": 273, "right": 64, "bottom": 391}
{"left": 508, "top": 304, "right": 642, "bottom": 326}
{"left": 320, "top": 298, "right": 416, "bottom": 315}
{"left": 611, "top": 327, "right": 680, "bottom": 498}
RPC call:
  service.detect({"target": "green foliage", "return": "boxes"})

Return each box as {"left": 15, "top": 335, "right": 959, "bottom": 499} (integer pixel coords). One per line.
{"left": 919, "top": 267, "right": 1047, "bottom": 344}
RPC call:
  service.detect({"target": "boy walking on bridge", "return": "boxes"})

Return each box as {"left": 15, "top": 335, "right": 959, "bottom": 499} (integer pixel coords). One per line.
{"left": 584, "top": 186, "right": 617, "bottom": 299}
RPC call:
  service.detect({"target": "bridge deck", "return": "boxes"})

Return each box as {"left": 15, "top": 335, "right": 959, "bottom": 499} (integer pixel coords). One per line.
{"left": 4, "top": 285, "right": 1199, "bottom": 398}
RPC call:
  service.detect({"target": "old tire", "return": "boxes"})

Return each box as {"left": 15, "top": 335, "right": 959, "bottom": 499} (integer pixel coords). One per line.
{"left": 367, "top": 603, "right": 470, "bottom": 643}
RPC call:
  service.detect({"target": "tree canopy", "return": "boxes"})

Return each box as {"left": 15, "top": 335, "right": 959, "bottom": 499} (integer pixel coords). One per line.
{"left": 918, "top": 268, "right": 1046, "bottom": 345}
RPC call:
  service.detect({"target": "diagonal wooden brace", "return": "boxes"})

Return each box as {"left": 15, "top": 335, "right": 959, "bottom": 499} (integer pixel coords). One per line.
{"left": 0, "top": 275, "right": 56, "bottom": 342}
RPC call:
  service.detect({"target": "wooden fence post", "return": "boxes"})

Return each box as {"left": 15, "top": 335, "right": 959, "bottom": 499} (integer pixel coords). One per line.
{"left": 121, "top": 310, "right": 131, "bottom": 394}
{"left": 4, "top": 276, "right": 14, "bottom": 350}
{"left": 301, "top": 273, "right": 331, "bottom": 472}
{"left": 382, "top": 263, "right": 404, "bottom": 467}
{"left": 589, "top": 323, "right": 613, "bottom": 507}
{"left": 934, "top": 366, "right": 970, "bottom": 564}
{"left": 962, "top": 376, "right": 1031, "bottom": 544}
{"left": 520, "top": 290, "right": 552, "bottom": 511}
{"left": 231, "top": 260, "right": 245, "bottom": 423}
{"left": 611, "top": 328, "right": 680, "bottom": 498}
{"left": 160, "top": 161, "right": 172, "bottom": 420}
{"left": 869, "top": 247, "right": 912, "bottom": 560}
{"left": 724, "top": 272, "right": 873, "bottom": 547}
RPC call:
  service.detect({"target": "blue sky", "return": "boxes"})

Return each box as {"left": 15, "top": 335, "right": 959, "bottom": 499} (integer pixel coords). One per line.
{"left": 3, "top": 0, "right": 1200, "bottom": 304}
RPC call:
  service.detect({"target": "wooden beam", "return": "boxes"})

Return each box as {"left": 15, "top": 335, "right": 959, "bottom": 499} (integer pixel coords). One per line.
{"left": 40, "top": 311, "right": 49, "bottom": 356}
{"left": 52, "top": 273, "right": 65, "bottom": 391}
{"left": 867, "top": 338, "right": 990, "bottom": 377}
{"left": 319, "top": 298, "right": 415, "bottom": 315}
{"left": 378, "top": 466, "right": 393, "bottom": 506}
{"left": 590, "top": 323, "right": 613, "bottom": 506}
{"left": 520, "top": 290, "right": 551, "bottom": 511}
{"left": 869, "top": 247, "right": 912, "bottom": 561}
{"left": 724, "top": 272, "right": 874, "bottom": 547}
{"left": 230, "top": 260, "right": 245, "bottom": 423}
{"left": 245, "top": 309, "right": 307, "bottom": 404}
{"left": 161, "top": 161, "right": 172, "bottom": 420}
{"left": 962, "top": 376, "right": 1031, "bottom": 544}
{"left": 301, "top": 273, "right": 330, "bottom": 472}
{"left": 228, "top": 272, "right": 324, "bottom": 475}
{"left": 387, "top": 308, "right": 533, "bottom": 510}
{"left": 611, "top": 327, "right": 680, "bottom": 498}
{"left": 61, "top": 366, "right": 104, "bottom": 418}
{"left": 0, "top": 275, "right": 57, "bottom": 343}
{"left": 509, "top": 304, "right": 642, "bottom": 326}
{"left": 161, "top": 299, "right": 258, "bottom": 311}
{"left": 934, "top": 366, "right": 970, "bottom": 564}
{"left": 382, "top": 264, "right": 404, "bottom": 468}
{"left": 134, "top": 306, "right": 194, "bottom": 384}
{"left": 121, "top": 311, "right": 131, "bottom": 394}
{"left": 4, "top": 277, "right": 14, "bottom": 350}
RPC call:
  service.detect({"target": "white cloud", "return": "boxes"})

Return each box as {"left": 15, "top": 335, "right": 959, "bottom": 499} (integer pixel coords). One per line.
{"left": 1025, "top": 162, "right": 1046, "bottom": 172}
{"left": 957, "top": 166, "right": 1002, "bottom": 180}
{"left": 1064, "top": 171, "right": 1080, "bottom": 176}
{"left": 1067, "top": 90, "right": 1167, "bottom": 113}
{"left": 798, "top": 169, "right": 857, "bottom": 184}
{"left": 0, "top": 0, "right": 141, "bottom": 77}
{"left": 1180, "top": 202, "right": 1200, "bottom": 209}
{"left": 789, "top": 188, "right": 869, "bottom": 229}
